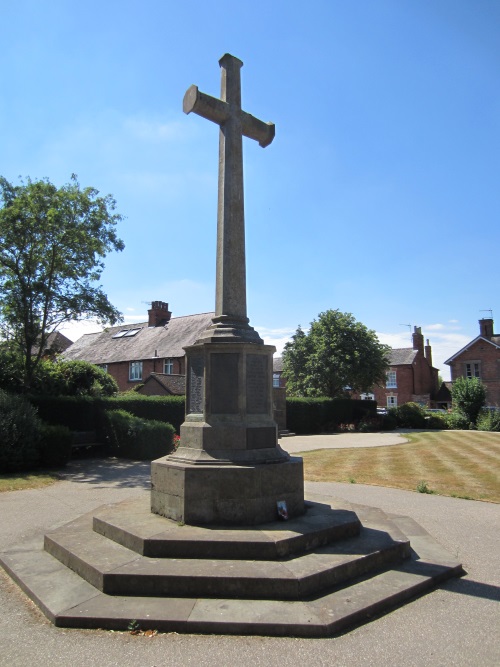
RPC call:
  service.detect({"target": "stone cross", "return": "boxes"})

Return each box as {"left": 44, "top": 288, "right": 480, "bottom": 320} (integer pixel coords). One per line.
{"left": 183, "top": 54, "right": 275, "bottom": 331}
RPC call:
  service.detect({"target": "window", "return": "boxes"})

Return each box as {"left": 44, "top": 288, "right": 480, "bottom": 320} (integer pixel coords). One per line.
{"left": 465, "top": 362, "right": 480, "bottom": 379}
{"left": 387, "top": 395, "right": 397, "bottom": 409}
{"left": 386, "top": 371, "right": 397, "bottom": 388}
{"left": 112, "top": 328, "right": 141, "bottom": 339}
{"left": 360, "top": 393, "right": 375, "bottom": 401}
{"left": 129, "top": 361, "right": 143, "bottom": 381}
{"left": 164, "top": 358, "right": 174, "bottom": 375}
{"left": 97, "top": 364, "right": 108, "bottom": 373}
{"left": 273, "top": 373, "right": 280, "bottom": 388}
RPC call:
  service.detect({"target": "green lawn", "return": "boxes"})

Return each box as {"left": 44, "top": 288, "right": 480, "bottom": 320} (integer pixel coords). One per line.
{"left": 0, "top": 471, "right": 60, "bottom": 493}
{"left": 301, "top": 430, "right": 500, "bottom": 502}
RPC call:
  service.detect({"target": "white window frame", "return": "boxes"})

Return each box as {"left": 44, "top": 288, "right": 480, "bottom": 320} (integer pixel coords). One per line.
{"left": 386, "top": 371, "right": 397, "bottom": 388}
{"left": 164, "top": 358, "right": 174, "bottom": 375}
{"left": 387, "top": 395, "right": 397, "bottom": 409}
{"left": 273, "top": 373, "right": 280, "bottom": 388}
{"left": 97, "top": 364, "right": 108, "bottom": 373}
{"left": 360, "top": 393, "right": 375, "bottom": 401}
{"left": 129, "top": 361, "right": 143, "bottom": 381}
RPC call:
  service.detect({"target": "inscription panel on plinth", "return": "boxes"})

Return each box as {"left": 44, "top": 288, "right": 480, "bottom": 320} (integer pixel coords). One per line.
{"left": 210, "top": 353, "right": 239, "bottom": 414}
{"left": 246, "top": 354, "right": 268, "bottom": 414}
{"left": 188, "top": 353, "right": 204, "bottom": 414}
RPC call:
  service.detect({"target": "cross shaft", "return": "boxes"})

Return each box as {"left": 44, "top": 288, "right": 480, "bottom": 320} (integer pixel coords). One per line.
{"left": 183, "top": 54, "right": 275, "bottom": 334}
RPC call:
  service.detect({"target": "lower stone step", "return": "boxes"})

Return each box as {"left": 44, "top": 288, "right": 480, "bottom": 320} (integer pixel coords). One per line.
{"left": 0, "top": 539, "right": 462, "bottom": 638}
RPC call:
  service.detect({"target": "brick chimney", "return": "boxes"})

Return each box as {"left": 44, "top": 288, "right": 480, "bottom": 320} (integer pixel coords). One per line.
{"left": 148, "top": 301, "right": 172, "bottom": 327}
{"left": 412, "top": 326, "right": 424, "bottom": 353}
{"left": 425, "top": 338, "right": 433, "bottom": 366}
{"left": 479, "top": 318, "right": 494, "bottom": 339}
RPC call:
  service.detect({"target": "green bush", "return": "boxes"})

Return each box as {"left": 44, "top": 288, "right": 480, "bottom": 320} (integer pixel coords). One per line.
{"left": 425, "top": 414, "right": 448, "bottom": 430}
{"left": 38, "top": 423, "right": 73, "bottom": 467}
{"left": 0, "top": 390, "right": 41, "bottom": 472}
{"left": 102, "top": 409, "right": 175, "bottom": 460}
{"left": 388, "top": 402, "right": 427, "bottom": 429}
{"left": 476, "top": 409, "right": 500, "bottom": 432}
{"left": 380, "top": 413, "right": 398, "bottom": 431}
{"left": 451, "top": 377, "right": 486, "bottom": 426}
{"left": 32, "top": 359, "right": 118, "bottom": 397}
{"left": 444, "top": 411, "right": 473, "bottom": 430}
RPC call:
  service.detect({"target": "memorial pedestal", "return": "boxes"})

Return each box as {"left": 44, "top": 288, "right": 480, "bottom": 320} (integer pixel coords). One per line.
{"left": 151, "top": 339, "right": 305, "bottom": 524}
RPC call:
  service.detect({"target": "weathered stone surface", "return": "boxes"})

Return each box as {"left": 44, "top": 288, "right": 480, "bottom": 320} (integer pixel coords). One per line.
{"left": 0, "top": 494, "right": 463, "bottom": 636}
{"left": 151, "top": 458, "right": 304, "bottom": 525}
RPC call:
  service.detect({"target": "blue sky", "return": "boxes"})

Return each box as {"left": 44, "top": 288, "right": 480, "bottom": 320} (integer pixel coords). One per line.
{"left": 2, "top": 1, "right": 499, "bottom": 380}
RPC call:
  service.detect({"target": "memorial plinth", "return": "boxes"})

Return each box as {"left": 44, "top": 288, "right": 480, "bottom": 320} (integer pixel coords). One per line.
{"left": 151, "top": 339, "right": 304, "bottom": 524}
{"left": 151, "top": 54, "right": 304, "bottom": 525}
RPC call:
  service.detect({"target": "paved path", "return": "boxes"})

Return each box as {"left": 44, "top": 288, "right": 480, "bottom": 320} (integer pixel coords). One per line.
{"left": 0, "top": 457, "right": 499, "bottom": 667}
{"left": 279, "top": 431, "right": 409, "bottom": 453}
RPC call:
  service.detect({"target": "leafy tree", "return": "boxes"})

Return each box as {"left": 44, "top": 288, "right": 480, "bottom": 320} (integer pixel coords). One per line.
{"left": 451, "top": 376, "right": 486, "bottom": 425}
{"left": 0, "top": 175, "right": 124, "bottom": 390}
{"left": 282, "top": 310, "right": 390, "bottom": 398}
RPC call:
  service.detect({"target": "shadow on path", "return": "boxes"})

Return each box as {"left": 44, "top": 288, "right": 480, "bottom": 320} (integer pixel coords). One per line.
{"left": 58, "top": 458, "right": 151, "bottom": 490}
{"left": 443, "top": 577, "right": 500, "bottom": 602}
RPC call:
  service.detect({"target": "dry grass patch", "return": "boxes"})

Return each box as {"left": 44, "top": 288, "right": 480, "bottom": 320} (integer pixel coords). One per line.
{"left": 0, "top": 472, "right": 59, "bottom": 493}
{"left": 301, "top": 430, "right": 500, "bottom": 502}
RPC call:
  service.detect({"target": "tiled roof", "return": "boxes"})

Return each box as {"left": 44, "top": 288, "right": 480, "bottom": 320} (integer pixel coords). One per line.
{"left": 143, "top": 373, "right": 186, "bottom": 395}
{"left": 388, "top": 348, "right": 418, "bottom": 365}
{"left": 32, "top": 331, "right": 73, "bottom": 356}
{"left": 62, "top": 312, "right": 215, "bottom": 364}
{"left": 273, "top": 357, "right": 284, "bottom": 372}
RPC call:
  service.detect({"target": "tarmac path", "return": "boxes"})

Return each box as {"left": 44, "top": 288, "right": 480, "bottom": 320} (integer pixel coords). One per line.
{"left": 0, "top": 443, "right": 498, "bottom": 667}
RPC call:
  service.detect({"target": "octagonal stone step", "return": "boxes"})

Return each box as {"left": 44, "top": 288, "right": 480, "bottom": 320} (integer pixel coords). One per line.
{"left": 44, "top": 505, "right": 410, "bottom": 601}
{"left": 91, "top": 496, "right": 362, "bottom": 560}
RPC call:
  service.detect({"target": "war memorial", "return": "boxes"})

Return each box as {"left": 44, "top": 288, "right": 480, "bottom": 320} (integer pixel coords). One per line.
{"left": 0, "top": 54, "right": 462, "bottom": 636}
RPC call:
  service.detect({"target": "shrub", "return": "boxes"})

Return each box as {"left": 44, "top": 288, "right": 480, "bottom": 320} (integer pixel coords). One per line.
{"left": 476, "top": 409, "right": 500, "bottom": 432}
{"left": 380, "top": 413, "right": 398, "bottom": 431}
{"left": 38, "top": 423, "right": 73, "bottom": 467}
{"left": 389, "top": 402, "right": 427, "bottom": 429}
{"left": 451, "top": 377, "right": 486, "bottom": 425}
{"left": 425, "top": 414, "right": 448, "bottom": 430}
{"left": 102, "top": 409, "right": 175, "bottom": 460}
{"left": 444, "top": 411, "right": 473, "bottom": 430}
{"left": 102, "top": 395, "right": 185, "bottom": 432}
{"left": 0, "top": 390, "right": 41, "bottom": 472}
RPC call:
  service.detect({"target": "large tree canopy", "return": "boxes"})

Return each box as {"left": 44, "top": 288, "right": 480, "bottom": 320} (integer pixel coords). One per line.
{"left": 0, "top": 174, "right": 124, "bottom": 389}
{"left": 282, "top": 309, "right": 390, "bottom": 398}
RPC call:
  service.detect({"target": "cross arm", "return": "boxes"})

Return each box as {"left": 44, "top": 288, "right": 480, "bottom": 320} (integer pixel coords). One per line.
{"left": 241, "top": 111, "right": 275, "bottom": 148}
{"left": 183, "top": 85, "right": 229, "bottom": 125}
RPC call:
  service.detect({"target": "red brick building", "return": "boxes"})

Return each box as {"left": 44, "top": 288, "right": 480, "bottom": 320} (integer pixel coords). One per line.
{"left": 62, "top": 301, "right": 214, "bottom": 393}
{"left": 445, "top": 318, "right": 500, "bottom": 407}
{"left": 355, "top": 326, "right": 439, "bottom": 409}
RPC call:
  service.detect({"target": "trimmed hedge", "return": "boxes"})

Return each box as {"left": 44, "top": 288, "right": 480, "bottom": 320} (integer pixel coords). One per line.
{"left": 29, "top": 395, "right": 99, "bottom": 431}
{"left": 286, "top": 397, "right": 376, "bottom": 435}
{"left": 101, "top": 395, "right": 185, "bottom": 432}
{"left": 101, "top": 409, "right": 175, "bottom": 460}
{"left": 0, "top": 390, "right": 41, "bottom": 472}
{"left": 29, "top": 394, "right": 186, "bottom": 435}
{"left": 38, "top": 424, "right": 73, "bottom": 467}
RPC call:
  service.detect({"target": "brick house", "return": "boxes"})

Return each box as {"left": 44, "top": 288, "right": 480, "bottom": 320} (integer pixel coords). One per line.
{"left": 445, "top": 318, "right": 500, "bottom": 406}
{"left": 361, "top": 327, "right": 439, "bottom": 409}
{"left": 62, "top": 301, "right": 214, "bottom": 392}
